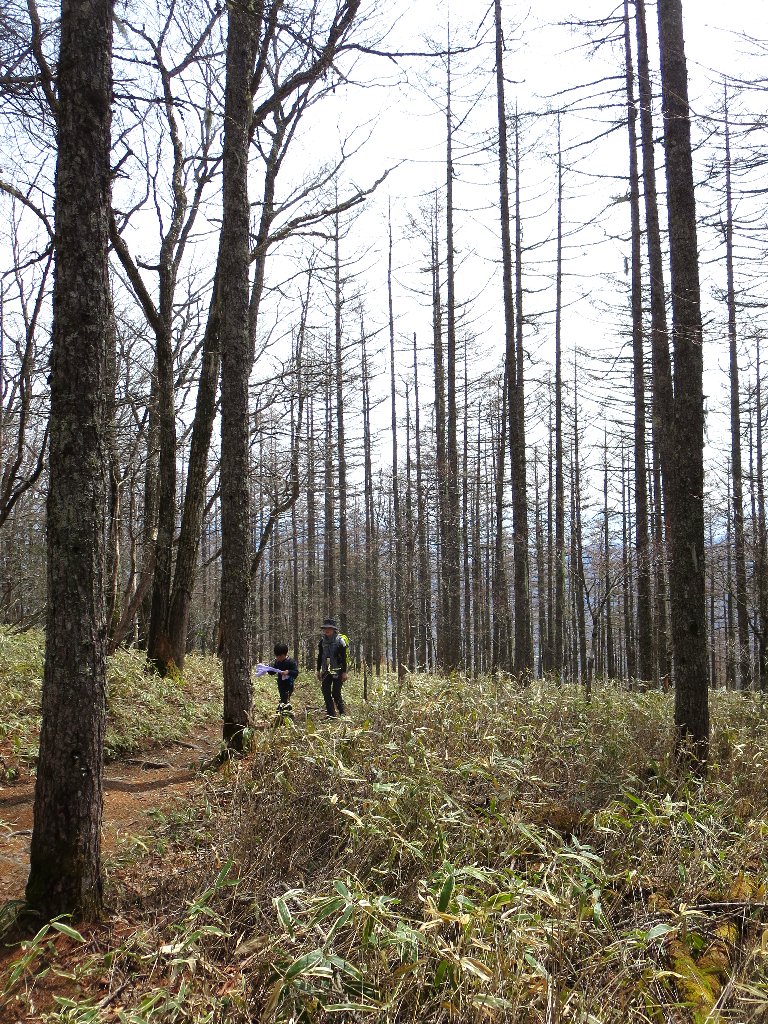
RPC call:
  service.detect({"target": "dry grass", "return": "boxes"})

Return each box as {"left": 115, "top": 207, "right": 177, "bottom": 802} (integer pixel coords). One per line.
{"left": 2, "top": 670, "right": 768, "bottom": 1023}
{"left": 0, "top": 628, "right": 224, "bottom": 782}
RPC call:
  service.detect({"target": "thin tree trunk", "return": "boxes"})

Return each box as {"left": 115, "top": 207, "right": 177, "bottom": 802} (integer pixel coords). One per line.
{"left": 495, "top": 0, "right": 532, "bottom": 675}
{"left": 723, "top": 87, "right": 751, "bottom": 691}
{"left": 334, "top": 212, "right": 349, "bottom": 628}
{"left": 444, "top": 44, "right": 462, "bottom": 667}
{"left": 534, "top": 450, "right": 548, "bottom": 676}
{"left": 388, "top": 219, "right": 404, "bottom": 679}
{"left": 167, "top": 274, "right": 221, "bottom": 668}
{"left": 306, "top": 399, "right": 317, "bottom": 668}
{"left": 493, "top": 368, "right": 511, "bottom": 671}
{"left": 323, "top": 355, "right": 335, "bottom": 614}
{"left": 413, "top": 333, "right": 431, "bottom": 669}
{"left": 652, "top": 449, "right": 671, "bottom": 683}
{"left": 405, "top": 387, "right": 415, "bottom": 670}
{"left": 27, "top": 0, "right": 113, "bottom": 918}
{"left": 573, "top": 376, "right": 588, "bottom": 682}
{"left": 462, "top": 345, "right": 471, "bottom": 668}
{"left": 755, "top": 339, "right": 768, "bottom": 690}
{"left": 603, "top": 432, "right": 615, "bottom": 680}
{"left": 554, "top": 123, "right": 566, "bottom": 678}
{"left": 432, "top": 209, "right": 449, "bottom": 665}
{"left": 622, "top": 447, "right": 636, "bottom": 683}
{"left": 624, "top": 0, "right": 653, "bottom": 683}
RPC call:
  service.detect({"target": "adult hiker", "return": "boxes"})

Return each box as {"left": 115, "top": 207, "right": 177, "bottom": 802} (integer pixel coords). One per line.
{"left": 316, "top": 617, "right": 348, "bottom": 717}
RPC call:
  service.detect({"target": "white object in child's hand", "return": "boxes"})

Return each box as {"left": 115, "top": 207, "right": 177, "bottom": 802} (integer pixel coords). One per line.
{"left": 255, "top": 662, "right": 280, "bottom": 676}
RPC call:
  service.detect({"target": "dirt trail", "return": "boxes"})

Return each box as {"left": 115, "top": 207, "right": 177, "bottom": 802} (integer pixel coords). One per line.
{"left": 0, "top": 724, "right": 223, "bottom": 903}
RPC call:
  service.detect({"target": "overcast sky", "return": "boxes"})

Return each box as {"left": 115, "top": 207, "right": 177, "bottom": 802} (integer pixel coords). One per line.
{"left": 269, "top": 0, "right": 765, "bottom": 510}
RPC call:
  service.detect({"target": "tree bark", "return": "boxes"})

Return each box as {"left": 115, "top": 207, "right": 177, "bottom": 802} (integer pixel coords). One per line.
{"left": 554, "top": 122, "right": 566, "bottom": 679}
{"left": 333, "top": 211, "right": 349, "bottom": 628}
{"left": 219, "top": 0, "right": 256, "bottom": 752}
{"left": 432, "top": 208, "right": 449, "bottom": 665}
{"left": 413, "top": 332, "right": 431, "bottom": 669}
{"left": 624, "top": 0, "right": 653, "bottom": 683}
{"left": 657, "top": 0, "right": 709, "bottom": 758}
{"left": 755, "top": 339, "right": 768, "bottom": 690}
{"left": 27, "top": 0, "right": 113, "bottom": 919}
{"left": 443, "top": 45, "right": 462, "bottom": 668}
{"left": 388, "top": 218, "right": 404, "bottom": 679}
{"left": 723, "top": 87, "right": 751, "bottom": 691}
{"left": 495, "top": 0, "right": 531, "bottom": 675}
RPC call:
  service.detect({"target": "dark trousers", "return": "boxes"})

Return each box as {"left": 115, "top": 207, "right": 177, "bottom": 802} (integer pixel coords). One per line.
{"left": 321, "top": 672, "right": 345, "bottom": 716}
{"left": 277, "top": 678, "right": 294, "bottom": 704}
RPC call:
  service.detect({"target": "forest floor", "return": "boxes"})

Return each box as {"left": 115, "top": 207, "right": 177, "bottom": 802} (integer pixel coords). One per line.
{"left": 0, "top": 721, "right": 222, "bottom": 905}
{"left": 1, "top": 632, "right": 768, "bottom": 1023}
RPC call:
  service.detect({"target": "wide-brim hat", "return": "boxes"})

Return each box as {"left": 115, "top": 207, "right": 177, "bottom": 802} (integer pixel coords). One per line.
{"left": 321, "top": 618, "right": 338, "bottom": 630}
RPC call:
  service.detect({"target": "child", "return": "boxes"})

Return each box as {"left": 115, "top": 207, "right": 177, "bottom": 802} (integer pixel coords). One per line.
{"left": 271, "top": 642, "right": 299, "bottom": 715}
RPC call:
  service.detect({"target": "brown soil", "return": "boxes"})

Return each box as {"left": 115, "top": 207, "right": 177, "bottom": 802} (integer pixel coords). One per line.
{"left": 0, "top": 724, "right": 223, "bottom": 904}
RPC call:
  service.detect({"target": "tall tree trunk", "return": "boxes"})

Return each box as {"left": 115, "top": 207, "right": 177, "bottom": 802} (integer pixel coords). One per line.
{"left": 334, "top": 212, "right": 349, "bottom": 628}
{"left": 472, "top": 417, "right": 484, "bottom": 673}
{"left": 512, "top": 119, "right": 533, "bottom": 677}
{"left": 636, "top": 0, "right": 672, "bottom": 689}
{"left": 493, "top": 367, "right": 511, "bottom": 671}
{"left": 723, "top": 87, "right": 751, "bottom": 691}
{"left": 432, "top": 209, "right": 449, "bottom": 665}
{"left": 569, "top": 446, "right": 580, "bottom": 681}
{"left": 27, "top": 0, "right": 113, "bottom": 918}
{"left": 388, "top": 218, "right": 404, "bottom": 679}
{"left": 573, "top": 374, "right": 588, "bottom": 682}
{"left": 622, "top": 447, "right": 637, "bottom": 682}
{"left": 651, "top": 449, "right": 670, "bottom": 683}
{"left": 554, "top": 123, "right": 566, "bottom": 678}
{"left": 755, "top": 339, "right": 768, "bottom": 690}
{"left": 708, "top": 516, "right": 717, "bottom": 688}
{"left": 362, "top": 329, "right": 377, "bottom": 673}
{"left": 546, "top": 415, "right": 554, "bottom": 673}
{"left": 603, "top": 431, "right": 615, "bottom": 679}
{"left": 495, "top": 0, "right": 531, "bottom": 675}
{"left": 624, "top": 0, "right": 653, "bottom": 683}
{"left": 725, "top": 479, "right": 735, "bottom": 689}
{"left": 413, "top": 333, "right": 431, "bottom": 669}
{"left": 534, "top": 450, "right": 548, "bottom": 676}
{"left": 443, "top": 45, "right": 462, "bottom": 668}
{"left": 323, "top": 357, "right": 336, "bottom": 614}
{"left": 167, "top": 274, "right": 221, "bottom": 668}
{"left": 657, "top": 0, "right": 709, "bottom": 757}
{"left": 219, "top": 0, "right": 256, "bottom": 752}
{"left": 462, "top": 345, "right": 471, "bottom": 667}
{"left": 306, "top": 399, "right": 317, "bottom": 668}
{"left": 405, "top": 387, "right": 416, "bottom": 670}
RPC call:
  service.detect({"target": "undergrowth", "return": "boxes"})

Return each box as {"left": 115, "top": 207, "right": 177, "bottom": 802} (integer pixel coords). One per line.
{"left": 3, "top": 672, "right": 767, "bottom": 1023}
{"left": 0, "top": 628, "right": 224, "bottom": 781}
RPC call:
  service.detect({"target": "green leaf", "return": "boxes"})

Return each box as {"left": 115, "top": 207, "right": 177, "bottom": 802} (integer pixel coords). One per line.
{"left": 284, "top": 949, "right": 326, "bottom": 982}
{"left": 437, "top": 872, "right": 455, "bottom": 912}
{"left": 50, "top": 920, "right": 86, "bottom": 943}
{"left": 309, "top": 897, "right": 346, "bottom": 926}
{"left": 275, "top": 897, "right": 294, "bottom": 933}
{"left": 484, "top": 892, "right": 518, "bottom": 911}
{"left": 334, "top": 879, "right": 352, "bottom": 900}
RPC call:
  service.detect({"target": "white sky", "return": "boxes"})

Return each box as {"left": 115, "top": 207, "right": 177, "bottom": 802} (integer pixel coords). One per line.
{"left": 272, "top": 0, "right": 767, "bottom": 524}
{"left": 1, "top": 0, "right": 765, "bottom": 532}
